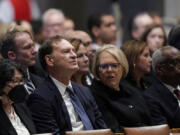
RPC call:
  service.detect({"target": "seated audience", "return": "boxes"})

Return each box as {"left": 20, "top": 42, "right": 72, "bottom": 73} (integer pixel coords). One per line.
{"left": 90, "top": 45, "right": 152, "bottom": 132}
{"left": 141, "top": 24, "right": 167, "bottom": 54}
{"left": 121, "top": 40, "right": 152, "bottom": 92}
{"left": 28, "top": 36, "right": 107, "bottom": 135}
{"left": 143, "top": 46, "right": 180, "bottom": 128}
{"left": 0, "top": 59, "right": 36, "bottom": 135}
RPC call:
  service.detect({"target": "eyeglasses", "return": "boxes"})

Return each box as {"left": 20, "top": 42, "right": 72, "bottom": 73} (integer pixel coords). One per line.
{"left": 98, "top": 63, "right": 121, "bottom": 70}
{"left": 77, "top": 53, "right": 88, "bottom": 60}
{"left": 9, "top": 78, "right": 24, "bottom": 85}
{"left": 6, "top": 78, "right": 24, "bottom": 88}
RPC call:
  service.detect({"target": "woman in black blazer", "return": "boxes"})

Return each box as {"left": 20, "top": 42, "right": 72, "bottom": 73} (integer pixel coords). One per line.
{"left": 90, "top": 45, "right": 152, "bottom": 132}
{"left": 0, "top": 59, "right": 36, "bottom": 135}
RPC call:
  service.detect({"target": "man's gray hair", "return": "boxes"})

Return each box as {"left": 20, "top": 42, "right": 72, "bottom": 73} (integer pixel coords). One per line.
{"left": 152, "top": 46, "right": 174, "bottom": 74}
{"left": 42, "top": 8, "right": 65, "bottom": 24}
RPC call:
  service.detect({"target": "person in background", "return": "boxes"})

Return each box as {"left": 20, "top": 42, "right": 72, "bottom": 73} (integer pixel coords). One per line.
{"left": 90, "top": 45, "right": 152, "bottom": 132}
{"left": 141, "top": 24, "right": 167, "bottom": 54}
{"left": 87, "top": 12, "right": 117, "bottom": 51}
{"left": 72, "top": 30, "right": 94, "bottom": 63}
{"left": 148, "top": 12, "right": 163, "bottom": 25}
{"left": 121, "top": 40, "right": 152, "bottom": 92}
{"left": 0, "top": 59, "right": 36, "bottom": 135}
{"left": 129, "top": 12, "right": 154, "bottom": 40}
{"left": 143, "top": 46, "right": 180, "bottom": 128}
{"left": 28, "top": 35, "right": 107, "bottom": 135}
{"left": 67, "top": 38, "right": 91, "bottom": 86}
{"left": 31, "top": 20, "right": 43, "bottom": 51}
{"left": 41, "top": 8, "right": 65, "bottom": 41}
{"left": 64, "top": 17, "right": 75, "bottom": 32}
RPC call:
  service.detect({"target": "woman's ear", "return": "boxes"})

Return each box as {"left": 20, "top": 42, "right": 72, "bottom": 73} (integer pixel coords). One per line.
{"left": 92, "top": 26, "right": 100, "bottom": 38}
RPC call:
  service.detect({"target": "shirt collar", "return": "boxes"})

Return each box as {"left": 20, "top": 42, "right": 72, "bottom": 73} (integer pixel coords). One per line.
{"left": 163, "top": 83, "right": 179, "bottom": 93}
{"left": 50, "top": 75, "right": 72, "bottom": 95}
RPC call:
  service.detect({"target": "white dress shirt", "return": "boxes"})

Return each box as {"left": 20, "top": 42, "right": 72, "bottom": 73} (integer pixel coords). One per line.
{"left": 51, "top": 76, "right": 85, "bottom": 131}
{"left": 6, "top": 107, "right": 30, "bottom": 135}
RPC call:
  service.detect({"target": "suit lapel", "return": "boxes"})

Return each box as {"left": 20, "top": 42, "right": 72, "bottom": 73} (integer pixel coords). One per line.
{"left": 45, "top": 77, "right": 72, "bottom": 130}
{"left": 155, "top": 81, "right": 179, "bottom": 107}
{"left": 13, "top": 103, "right": 36, "bottom": 134}
{"left": 0, "top": 104, "right": 17, "bottom": 135}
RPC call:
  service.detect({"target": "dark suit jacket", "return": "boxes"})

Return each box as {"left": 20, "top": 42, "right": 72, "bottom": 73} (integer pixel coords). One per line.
{"left": 29, "top": 72, "right": 44, "bottom": 88}
{"left": 29, "top": 53, "right": 48, "bottom": 78}
{"left": 90, "top": 79, "right": 152, "bottom": 132}
{"left": 27, "top": 77, "right": 107, "bottom": 135}
{"left": 143, "top": 80, "right": 180, "bottom": 128}
{"left": 0, "top": 102, "right": 36, "bottom": 135}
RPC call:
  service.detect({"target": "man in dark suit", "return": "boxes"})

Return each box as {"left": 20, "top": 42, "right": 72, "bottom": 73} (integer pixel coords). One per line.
{"left": 0, "top": 25, "right": 43, "bottom": 94}
{"left": 143, "top": 46, "right": 180, "bottom": 128}
{"left": 27, "top": 36, "right": 107, "bottom": 135}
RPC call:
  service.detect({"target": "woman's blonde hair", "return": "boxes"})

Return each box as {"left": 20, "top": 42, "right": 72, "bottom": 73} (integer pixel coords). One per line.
{"left": 92, "top": 45, "right": 129, "bottom": 80}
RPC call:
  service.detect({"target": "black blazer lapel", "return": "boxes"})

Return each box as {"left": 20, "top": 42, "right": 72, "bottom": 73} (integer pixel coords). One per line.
{"left": 0, "top": 104, "right": 17, "bottom": 135}
{"left": 13, "top": 103, "right": 36, "bottom": 134}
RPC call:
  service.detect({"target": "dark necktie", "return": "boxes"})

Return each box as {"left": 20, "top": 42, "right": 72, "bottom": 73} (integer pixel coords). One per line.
{"left": 25, "top": 79, "right": 35, "bottom": 94}
{"left": 174, "top": 89, "right": 180, "bottom": 100}
{"left": 66, "top": 87, "right": 93, "bottom": 130}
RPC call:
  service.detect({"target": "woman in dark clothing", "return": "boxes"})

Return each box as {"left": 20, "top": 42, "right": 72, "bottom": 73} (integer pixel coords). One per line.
{"left": 90, "top": 45, "right": 152, "bottom": 133}
{"left": 121, "top": 40, "right": 153, "bottom": 92}
{"left": 0, "top": 59, "right": 36, "bottom": 135}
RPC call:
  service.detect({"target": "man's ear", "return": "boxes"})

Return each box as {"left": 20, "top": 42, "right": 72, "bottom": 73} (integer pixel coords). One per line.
{"left": 131, "top": 30, "right": 139, "bottom": 40}
{"left": 45, "top": 55, "right": 54, "bottom": 67}
{"left": 7, "top": 51, "right": 16, "bottom": 60}
{"left": 92, "top": 26, "right": 100, "bottom": 38}
{"left": 155, "top": 64, "right": 165, "bottom": 77}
